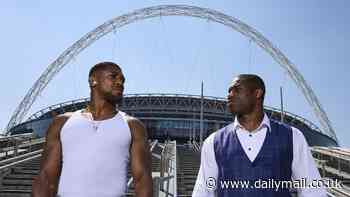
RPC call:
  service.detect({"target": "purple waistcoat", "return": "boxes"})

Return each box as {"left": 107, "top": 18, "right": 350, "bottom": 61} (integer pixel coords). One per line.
{"left": 214, "top": 119, "right": 293, "bottom": 197}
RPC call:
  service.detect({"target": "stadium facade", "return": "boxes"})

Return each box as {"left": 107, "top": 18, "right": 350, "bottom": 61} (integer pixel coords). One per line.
{"left": 9, "top": 94, "right": 338, "bottom": 147}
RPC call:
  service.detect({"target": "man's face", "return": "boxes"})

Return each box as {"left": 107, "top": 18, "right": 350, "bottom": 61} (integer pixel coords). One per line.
{"left": 227, "top": 77, "right": 257, "bottom": 115}
{"left": 94, "top": 66, "right": 125, "bottom": 104}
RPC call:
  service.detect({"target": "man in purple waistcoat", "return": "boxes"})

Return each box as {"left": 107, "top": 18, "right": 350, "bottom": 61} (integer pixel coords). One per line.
{"left": 192, "top": 74, "right": 327, "bottom": 197}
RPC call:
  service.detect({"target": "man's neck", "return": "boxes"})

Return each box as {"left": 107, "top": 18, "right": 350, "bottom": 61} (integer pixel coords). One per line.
{"left": 237, "top": 109, "right": 264, "bottom": 132}
{"left": 86, "top": 99, "right": 118, "bottom": 120}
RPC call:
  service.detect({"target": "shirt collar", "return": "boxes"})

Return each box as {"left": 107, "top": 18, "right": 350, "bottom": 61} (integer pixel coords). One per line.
{"left": 231, "top": 113, "right": 271, "bottom": 133}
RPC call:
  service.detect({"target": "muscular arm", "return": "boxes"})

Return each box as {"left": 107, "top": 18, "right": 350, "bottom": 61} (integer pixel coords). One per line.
{"left": 127, "top": 117, "right": 153, "bottom": 197}
{"left": 32, "top": 114, "right": 70, "bottom": 197}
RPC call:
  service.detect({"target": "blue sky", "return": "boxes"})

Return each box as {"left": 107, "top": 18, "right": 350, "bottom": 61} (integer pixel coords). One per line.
{"left": 1, "top": 1, "right": 349, "bottom": 146}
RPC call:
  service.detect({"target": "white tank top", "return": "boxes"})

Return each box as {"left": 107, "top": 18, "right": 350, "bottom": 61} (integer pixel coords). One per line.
{"left": 57, "top": 110, "right": 131, "bottom": 197}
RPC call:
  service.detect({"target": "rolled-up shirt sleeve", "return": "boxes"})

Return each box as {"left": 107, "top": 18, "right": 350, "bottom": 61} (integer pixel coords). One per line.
{"left": 291, "top": 127, "right": 328, "bottom": 197}
{"left": 192, "top": 133, "right": 218, "bottom": 197}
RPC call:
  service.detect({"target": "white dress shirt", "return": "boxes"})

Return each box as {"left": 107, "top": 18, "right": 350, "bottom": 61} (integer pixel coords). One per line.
{"left": 192, "top": 114, "right": 327, "bottom": 197}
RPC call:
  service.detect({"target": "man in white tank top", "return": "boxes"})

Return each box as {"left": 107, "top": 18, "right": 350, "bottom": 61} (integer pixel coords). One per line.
{"left": 32, "top": 62, "right": 153, "bottom": 197}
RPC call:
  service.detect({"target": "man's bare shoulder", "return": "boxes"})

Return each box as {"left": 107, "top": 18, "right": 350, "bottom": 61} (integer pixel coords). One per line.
{"left": 48, "top": 112, "right": 74, "bottom": 134}
{"left": 123, "top": 114, "right": 143, "bottom": 127}
{"left": 123, "top": 114, "right": 146, "bottom": 138}
{"left": 56, "top": 112, "right": 73, "bottom": 119}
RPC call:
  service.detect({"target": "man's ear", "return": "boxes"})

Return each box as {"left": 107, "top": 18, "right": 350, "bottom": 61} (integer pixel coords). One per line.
{"left": 255, "top": 89, "right": 263, "bottom": 99}
{"left": 89, "top": 77, "right": 97, "bottom": 87}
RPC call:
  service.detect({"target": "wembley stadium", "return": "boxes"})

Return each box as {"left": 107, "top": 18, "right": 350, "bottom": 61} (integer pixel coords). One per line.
{"left": 9, "top": 94, "right": 338, "bottom": 147}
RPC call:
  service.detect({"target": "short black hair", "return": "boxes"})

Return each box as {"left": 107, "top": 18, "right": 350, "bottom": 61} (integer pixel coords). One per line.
{"left": 88, "top": 62, "right": 121, "bottom": 78}
{"left": 238, "top": 74, "right": 266, "bottom": 100}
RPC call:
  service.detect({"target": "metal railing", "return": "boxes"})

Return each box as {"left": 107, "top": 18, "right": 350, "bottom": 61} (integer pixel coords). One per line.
{"left": 311, "top": 147, "right": 350, "bottom": 197}
{"left": 189, "top": 140, "right": 200, "bottom": 152}
{"left": 0, "top": 135, "right": 44, "bottom": 167}
{"left": 327, "top": 184, "right": 350, "bottom": 197}
{"left": 153, "top": 140, "right": 177, "bottom": 197}
{"left": 126, "top": 140, "right": 159, "bottom": 189}
{"left": 0, "top": 133, "right": 43, "bottom": 160}
{"left": 312, "top": 147, "right": 350, "bottom": 176}
{"left": 0, "top": 134, "right": 44, "bottom": 191}
{"left": 125, "top": 140, "right": 177, "bottom": 197}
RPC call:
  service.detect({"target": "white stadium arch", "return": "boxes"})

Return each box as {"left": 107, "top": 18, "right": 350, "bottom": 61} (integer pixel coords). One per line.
{"left": 6, "top": 5, "right": 337, "bottom": 141}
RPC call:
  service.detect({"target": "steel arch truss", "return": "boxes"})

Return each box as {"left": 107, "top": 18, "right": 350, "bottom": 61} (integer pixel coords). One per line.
{"left": 6, "top": 5, "right": 337, "bottom": 141}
